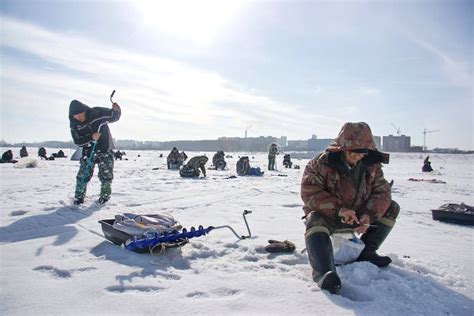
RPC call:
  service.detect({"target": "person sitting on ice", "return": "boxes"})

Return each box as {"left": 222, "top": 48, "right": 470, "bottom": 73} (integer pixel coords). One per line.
{"left": 212, "top": 150, "right": 226, "bottom": 170}
{"left": 0, "top": 150, "right": 17, "bottom": 163}
{"left": 301, "top": 122, "right": 399, "bottom": 294}
{"left": 20, "top": 146, "right": 28, "bottom": 158}
{"left": 179, "top": 155, "right": 208, "bottom": 178}
{"left": 236, "top": 156, "right": 264, "bottom": 176}
{"left": 237, "top": 156, "right": 250, "bottom": 176}
{"left": 283, "top": 154, "right": 292, "bottom": 168}
{"left": 51, "top": 149, "right": 66, "bottom": 158}
{"left": 167, "top": 147, "right": 182, "bottom": 169}
{"left": 422, "top": 156, "right": 434, "bottom": 172}
{"left": 38, "top": 147, "right": 48, "bottom": 160}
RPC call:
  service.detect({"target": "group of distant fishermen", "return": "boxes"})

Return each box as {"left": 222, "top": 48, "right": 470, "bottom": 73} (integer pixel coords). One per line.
{"left": 165, "top": 144, "right": 299, "bottom": 178}
{"left": 0, "top": 146, "right": 67, "bottom": 163}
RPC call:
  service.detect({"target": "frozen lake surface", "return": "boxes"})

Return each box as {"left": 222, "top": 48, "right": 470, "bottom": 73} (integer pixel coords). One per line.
{"left": 1, "top": 149, "right": 473, "bottom": 315}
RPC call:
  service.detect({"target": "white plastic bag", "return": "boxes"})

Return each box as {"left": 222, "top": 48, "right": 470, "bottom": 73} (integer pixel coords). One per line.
{"left": 331, "top": 233, "right": 365, "bottom": 265}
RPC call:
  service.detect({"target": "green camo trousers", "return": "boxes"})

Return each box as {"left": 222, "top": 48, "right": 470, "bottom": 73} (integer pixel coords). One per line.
{"left": 74, "top": 151, "right": 114, "bottom": 201}
{"left": 268, "top": 155, "right": 276, "bottom": 170}
{"left": 305, "top": 201, "right": 400, "bottom": 235}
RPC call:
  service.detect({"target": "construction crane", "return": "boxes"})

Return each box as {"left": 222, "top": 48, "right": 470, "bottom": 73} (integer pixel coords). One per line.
{"left": 390, "top": 123, "right": 401, "bottom": 136}
{"left": 423, "top": 128, "right": 440, "bottom": 151}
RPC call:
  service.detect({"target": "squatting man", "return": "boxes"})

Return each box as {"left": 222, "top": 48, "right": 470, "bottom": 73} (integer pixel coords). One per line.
{"left": 301, "top": 122, "right": 399, "bottom": 294}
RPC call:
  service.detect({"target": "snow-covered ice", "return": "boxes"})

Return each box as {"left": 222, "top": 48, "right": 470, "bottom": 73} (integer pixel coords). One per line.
{"left": 0, "top": 149, "right": 473, "bottom": 315}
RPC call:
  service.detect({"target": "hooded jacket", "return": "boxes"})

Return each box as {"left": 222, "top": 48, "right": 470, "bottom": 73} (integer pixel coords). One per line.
{"left": 69, "top": 100, "right": 121, "bottom": 154}
{"left": 301, "top": 122, "right": 391, "bottom": 221}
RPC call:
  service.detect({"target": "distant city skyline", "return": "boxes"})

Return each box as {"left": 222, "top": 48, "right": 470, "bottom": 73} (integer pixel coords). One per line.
{"left": 2, "top": 132, "right": 471, "bottom": 154}
{"left": 1, "top": 0, "right": 472, "bottom": 149}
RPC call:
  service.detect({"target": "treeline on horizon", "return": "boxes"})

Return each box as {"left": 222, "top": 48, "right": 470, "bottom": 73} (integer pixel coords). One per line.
{"left": 0, "top": 138, "right": 281, "bottom": 152}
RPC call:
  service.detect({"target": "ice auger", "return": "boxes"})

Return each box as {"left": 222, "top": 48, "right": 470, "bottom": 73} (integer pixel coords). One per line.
{"left": 124, "top": 210, "right": 253, "bottom": 253}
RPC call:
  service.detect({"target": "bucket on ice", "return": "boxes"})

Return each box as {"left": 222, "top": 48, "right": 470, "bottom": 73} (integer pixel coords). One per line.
{"left": 331, "top": 232, "right": 365, "bottom": 265}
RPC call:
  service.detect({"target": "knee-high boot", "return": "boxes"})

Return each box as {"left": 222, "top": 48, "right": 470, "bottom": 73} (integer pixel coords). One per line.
{"left": 357, "top": 222, "right": 393, "bottom": 267}
{"left": 357, "top": 201, "right": 399, "bottom": 267}
{"left": 305, "top": 229, "right": 341, "bottom": 294}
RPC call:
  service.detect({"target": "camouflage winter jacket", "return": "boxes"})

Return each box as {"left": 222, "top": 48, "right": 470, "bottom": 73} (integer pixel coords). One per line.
{"left": 268, "top": 144, "right": 279, "bottom": 157}
{"left": 167, "top": 149, "right": 181, "bottom": 163}
{"left": 180, "top": 156, "right": 208, "bottom": 177}
{"left": 301, "top": 122, "right": 391, "bottom": 221}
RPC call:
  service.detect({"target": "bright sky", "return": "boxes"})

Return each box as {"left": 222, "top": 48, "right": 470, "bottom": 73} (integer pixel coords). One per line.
{"left": 0, "top": 0, "right": 472, "bottom": 149}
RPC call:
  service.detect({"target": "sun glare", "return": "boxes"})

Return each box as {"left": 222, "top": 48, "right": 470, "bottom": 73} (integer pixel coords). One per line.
{"left": 133, "top": 0, "right": 244, "bottom": 46}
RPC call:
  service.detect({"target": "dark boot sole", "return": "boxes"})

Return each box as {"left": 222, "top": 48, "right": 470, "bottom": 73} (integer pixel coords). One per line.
{"left": 318, "top": 271, "right": 341, "bottom": 294}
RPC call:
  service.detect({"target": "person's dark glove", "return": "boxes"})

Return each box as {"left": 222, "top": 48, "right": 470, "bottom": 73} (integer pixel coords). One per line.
{"left": 264, "top": 240, "right": 296, "bottom": 253}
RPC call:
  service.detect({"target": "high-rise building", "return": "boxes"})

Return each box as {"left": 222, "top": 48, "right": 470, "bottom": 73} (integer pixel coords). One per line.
{"left": 382, "top": 135, "right": 411, "bottom": 152}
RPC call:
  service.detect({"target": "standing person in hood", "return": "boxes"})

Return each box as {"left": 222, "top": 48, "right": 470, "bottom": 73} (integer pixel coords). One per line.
{"left": 300, "top": 122, "right": 399, "bottom": 294}
{"left": 69, "top": 99, "right": 121, "bottom": 204}
{"left": 268, "top": 143, "right": 279, "bottom": 170}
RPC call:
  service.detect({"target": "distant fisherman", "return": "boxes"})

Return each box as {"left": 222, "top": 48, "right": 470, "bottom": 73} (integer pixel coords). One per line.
{"left": 180, "top": 155, "right": 208, "bottom": 178}
{"left": 167, "top": 147, "right": 182, "bottom": 169}
{"left": 422, "top": 156, "right": 434, "bottom": 172}
{"left": 20, "top": 146, "right": 28, "bottom": 158}
{"left": 69, "top": 99, "right": 121, "bottom": 204}
{"left": 268, "top": 143, "right": 279, "bottom": 170}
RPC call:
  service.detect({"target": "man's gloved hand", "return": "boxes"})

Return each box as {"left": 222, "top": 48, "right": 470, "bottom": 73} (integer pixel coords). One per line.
{"left": 264, "top": 240, "right": 296, "bottom": 253}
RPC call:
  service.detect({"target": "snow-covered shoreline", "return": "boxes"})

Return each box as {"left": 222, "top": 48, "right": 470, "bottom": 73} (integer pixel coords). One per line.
{"left": 1, "top": 150, "right": 473, "bottom": 315}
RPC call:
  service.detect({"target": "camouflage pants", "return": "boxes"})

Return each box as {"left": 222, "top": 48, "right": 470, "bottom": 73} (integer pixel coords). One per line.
{"left": 268, "top": 155, "right": 276, "bottom": 170}
{"left": 305, "top": 200, "right": 400, "bottom": 235}
{"left": 74, "top": 151, "right": 114, "bottom": 200}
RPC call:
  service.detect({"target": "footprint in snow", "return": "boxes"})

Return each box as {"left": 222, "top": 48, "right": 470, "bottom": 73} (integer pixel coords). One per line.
{"left": 9, "top": 210, "right": 28, "bottom": 216}
{"left": 186, "top": 288, "right": 241, "bottom": 299}
{"left": 33, "top": 265, "right": 97, "bottom": 279}
{"left": 33, "top": 266, "right": 71, "bottom": 279}
{"left": 186, "top": 291, "right": 210, "bottom": 298}
{"left": 105, "top": 285, "right": 165, "bottom": 294}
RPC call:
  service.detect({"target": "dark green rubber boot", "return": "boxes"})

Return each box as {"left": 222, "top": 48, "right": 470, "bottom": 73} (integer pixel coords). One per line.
{"left": 357, "top": 222, "right": 393, "bottom": 267}
{"left": 305, "top": 230, "right": 341, "bottom": 294}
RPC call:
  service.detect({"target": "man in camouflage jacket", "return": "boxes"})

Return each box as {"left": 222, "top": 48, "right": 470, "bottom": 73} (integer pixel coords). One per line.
{"left": 180, "top": 155, "right": 208, "bottom": 178}
{"left": 69, "top": 99, "right": 121, "bottom": 204}
{"left": 167, "top": 147, "right": 182, "bottom": 169}
{"left": 301, "top": 122, "right": 399, "bottom": 294}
